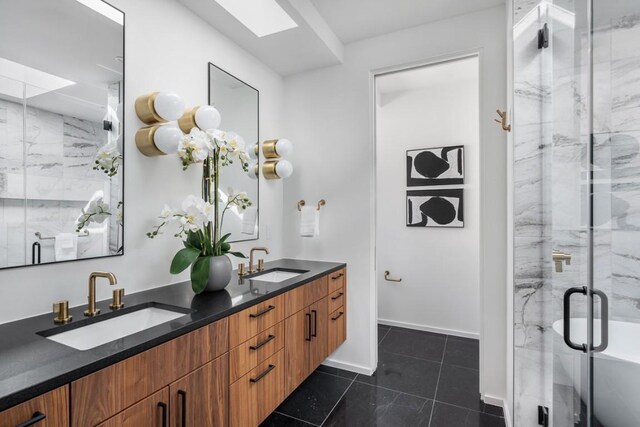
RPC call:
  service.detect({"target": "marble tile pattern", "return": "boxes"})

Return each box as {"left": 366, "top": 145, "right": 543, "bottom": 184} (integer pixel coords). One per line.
{"left": 0, "top": 99, "right": 122, "bottom": 267}
{"left": 513, "top": 1, "right": 640, "bottom": 425}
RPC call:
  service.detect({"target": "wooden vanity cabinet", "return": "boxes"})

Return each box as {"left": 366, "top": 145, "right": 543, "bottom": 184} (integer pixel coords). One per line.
{"left": 0, "top": 385, "right": 68, "bottom": 427}
{"left": 96, "top": 388, "right": 169, "bottom": 427}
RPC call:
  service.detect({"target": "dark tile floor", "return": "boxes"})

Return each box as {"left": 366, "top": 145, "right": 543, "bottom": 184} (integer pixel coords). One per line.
{"left": 261, "top": 325, "right": 506, "bottom": 427}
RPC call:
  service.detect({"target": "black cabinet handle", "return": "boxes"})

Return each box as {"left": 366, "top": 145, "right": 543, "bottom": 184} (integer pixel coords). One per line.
{"left": 332, "top": 312, "right": 344, "bottom": 321}
{"left": 592, "top": 289, "right": 609, "bottom": 353}
{"left": 250, "top": 305, "right": 275, "bottom": 318}
{"left": 250, "top": 334, "right": 276, "bottom": 350}
{"left": 563, "top": 286, "right": 588, "bottom": 352}
{"left": 250, "top": 364, "right": 276, "bottom": 383}
{"left": 178, "top": 390, "right": 187, "bottom": 427}
{"left": 311, "top": 310, "right": 318, "bottom": 337}
{"left": 158, "top": 402, "right": 168, "bottom": 427}
{"left": 15, "top": 412, "right": 46, "bottom": 427}
{"left": 331, "top": 273, "right": 344, "bottom": 280}
{"left": 331, "top": 292, "right": 344, "bottom": 300}
{"left": 305, "top": 313, "right": 312, "bottom": 341}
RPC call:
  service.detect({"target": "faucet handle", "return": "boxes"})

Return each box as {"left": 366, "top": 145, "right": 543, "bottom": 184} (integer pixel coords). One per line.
{"left": 238, "top": 263, "right": 246, "bottom": 276}
{"left": 109, "top": 288, "right": 125, "bottom": 310}
{"left": 53, "top": 300, "right": 72, "bottom": 324}
{"left": 257, "top": 259, "right": 265, "bottom": 271}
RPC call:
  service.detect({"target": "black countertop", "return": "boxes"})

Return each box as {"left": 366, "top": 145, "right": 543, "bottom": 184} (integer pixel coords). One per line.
{"left": 0, "top": 258, "right": 345, "bottom": 411}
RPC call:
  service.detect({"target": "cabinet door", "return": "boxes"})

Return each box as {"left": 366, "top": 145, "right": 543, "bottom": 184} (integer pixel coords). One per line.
{"left": 229, "top": 350, "right": 285, "bottom": 427}
{"left": 97, "top": 388, "right": 169, "bottom": 427}
{"left": 308, "top": 297, "right": 329, "bottom": 370}
{"left": 328, "top": 307, "right": 346, "bottom": 355}
{"left": 284, "top": 308, "right": 311, "bottom": 395}
{"left": 0, "top": 386, "right": 68, "bottom": 427}
{"left": 169, "top": 354, "right": 228, "bottom": 427}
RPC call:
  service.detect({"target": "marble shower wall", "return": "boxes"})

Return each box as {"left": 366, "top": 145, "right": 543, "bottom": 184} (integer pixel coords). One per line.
{"left": 513, "top": 0, "right": 640, "bottom": 425}
{"left": 0, "top": 98, "right": 118, "bottom": 267}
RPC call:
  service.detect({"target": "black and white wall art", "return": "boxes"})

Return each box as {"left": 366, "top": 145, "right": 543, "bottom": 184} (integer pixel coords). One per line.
{"left": 406, "top": 145, "right": 464, "bottom": 186}
{"left": 406, "top": 189, "right": 464, "bottom": 228}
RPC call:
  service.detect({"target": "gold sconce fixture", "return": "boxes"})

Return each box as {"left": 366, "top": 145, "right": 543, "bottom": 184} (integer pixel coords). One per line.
{"left": 297, "top": 199, "right": 326, "bottom": 211}
{"left": 263, "top": 159, "right": 293, "bottom": 180}
{"left": 177, "top": 105, "right": 221, "bottom": 134}
{"left": 261, "top": 138, "right": 293, "bottom": 179}
{"left": 262, "top": 139, "right": 292, "bottom": 159}
{"left": 495, "top": 109, "right": 511, "bottom": 132}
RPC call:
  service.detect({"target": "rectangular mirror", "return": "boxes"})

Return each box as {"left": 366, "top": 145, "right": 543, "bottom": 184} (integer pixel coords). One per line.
{"left": 0, "top": 0, "right": 125, "bottom": 269}
{"left": 209, "top": 63, "right": 259, "bottom": 242}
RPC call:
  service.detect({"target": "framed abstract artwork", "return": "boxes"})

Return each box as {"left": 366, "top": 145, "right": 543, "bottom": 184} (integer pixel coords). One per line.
{"left": 406, "top": 189, "right": 464, "bottom": 228}
{"left": 406, "top": 145, "right": 464, "bottom": 186}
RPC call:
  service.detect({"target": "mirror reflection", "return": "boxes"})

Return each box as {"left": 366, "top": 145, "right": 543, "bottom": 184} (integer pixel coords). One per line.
{"left": 209, "top": 63, "right": 259, "bottom": 242}
{"left": 0, "top": 0, "right": 125, "bottom": 268}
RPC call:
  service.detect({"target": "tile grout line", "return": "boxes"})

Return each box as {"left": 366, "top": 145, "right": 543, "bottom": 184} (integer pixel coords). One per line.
{"left": 319, "top": 375, "right": 357, "bottom": 426}
{"left": 273, "top": 411, "right": 319, "bottom": 426}
{"left": 427, "top": 335, "right": 448, "bottom": 427}
{"left": 378, "top": 324, "right": 392, "bottom": 345}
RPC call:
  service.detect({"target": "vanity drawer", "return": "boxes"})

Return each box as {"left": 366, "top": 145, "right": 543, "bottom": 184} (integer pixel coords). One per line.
{"left": 328, "top": 268, "right": 346, "bottom": 293}
{"left": 96, "top": 387, "right": 169, "bottom": 427}
{"left": 0, "top": 385, "right": 68, "bottom": 427}
{"left": 328, "top": 285, "right": 345, "bottom": 314}
{"left": 230, "top": 321, "right": 285, "bottom": 383}
{"left": 229, "top": 349, "right": 285, "bottom": 427}
{"left": 284, "top": 276, "right": 329, "bottom": 317}
{"left": 229, "top": 295, "right": 284, "bottom": 348}
{"left": 328, "top": 306, "right": 346, "bottom": 355}
{"left": 71, "top": 319, "right": 228, "bottom": 427}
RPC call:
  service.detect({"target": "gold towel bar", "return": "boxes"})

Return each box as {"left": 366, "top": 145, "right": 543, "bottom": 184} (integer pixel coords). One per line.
{"left": 297, "top": 199, "right": 326, "bottom": 211}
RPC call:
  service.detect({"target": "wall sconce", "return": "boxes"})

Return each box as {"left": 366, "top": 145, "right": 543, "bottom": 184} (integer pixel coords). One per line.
{"left": 262, "top": 139, "right": 292, "bottom": 158}
{"left": 178, "top": 105, "right": 221, "bottom": 133}
{"left": 135, "top": 124, "right": 183, "bottom": 156}
{"left": 263, "top": 159, "right": 293, "bottom": 180}
{"left": 135, "top": 92, "right": 185, "bottom": 124}
{"left": 247, "top": 162, "right": 259, "bottom": 179}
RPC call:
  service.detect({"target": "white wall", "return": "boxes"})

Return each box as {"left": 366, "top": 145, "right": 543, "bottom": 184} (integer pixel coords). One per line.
{"left": 376, "top": 58, "right": 481, "bottom": 337}
{"left": 282, "top": 5, "right": 507, "bottom": 400}
{"left": 0, "top": 0, "right": 284, "bottom": 324}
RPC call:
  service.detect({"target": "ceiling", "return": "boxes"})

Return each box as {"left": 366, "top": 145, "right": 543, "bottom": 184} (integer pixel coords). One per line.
{"left": 178, "top": 0, "right": 504, "bottom": 76}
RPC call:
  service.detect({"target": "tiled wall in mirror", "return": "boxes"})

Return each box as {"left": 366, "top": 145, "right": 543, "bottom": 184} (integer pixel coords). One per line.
{"left": 0, "top": 0, "right": 125, "bottom": 268}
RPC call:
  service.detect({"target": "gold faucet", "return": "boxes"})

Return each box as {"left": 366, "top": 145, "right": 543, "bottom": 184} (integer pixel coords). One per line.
{"left": 84, "top": 271, "right": 118, "bottom": 317}
{"left": 249, "top": 247, "right": 269, "bottom": 273}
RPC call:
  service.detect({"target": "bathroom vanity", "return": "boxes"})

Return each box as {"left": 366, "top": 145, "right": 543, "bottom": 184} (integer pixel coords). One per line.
{"left": 0, "top": 259, "right": 347, "bottom": 427}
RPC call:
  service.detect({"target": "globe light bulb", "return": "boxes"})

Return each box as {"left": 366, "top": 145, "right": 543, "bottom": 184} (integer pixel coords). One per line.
{"left": 195, "top": 105, "right": 222, "bottom": 130}
{"left": 153, "top": 124, "right": 183, "bottom": 154}
{"left": 154, "top": 92, "right": 185, "bottom": 121}
{"left": 275, "top": 160, "right": 293, "bottom": 179}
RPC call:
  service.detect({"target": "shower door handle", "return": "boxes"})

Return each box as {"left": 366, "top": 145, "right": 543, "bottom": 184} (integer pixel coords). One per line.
{"left": 592, "top": 289, "right": 609, "bottom": 353}
{"left": 563, "top": 286, "right": 588, "bottom": 352}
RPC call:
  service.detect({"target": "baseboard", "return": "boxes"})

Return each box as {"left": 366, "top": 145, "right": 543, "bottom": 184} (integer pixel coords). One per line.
{"left": 378, "top": 318, "right": 480, "bottom": 340}
{"left": 502, "top": 400, "right": 513, "bottom": 427}
{"left": 482, "top": 394, "right": 512, "bottom": 427}
{"left": 321, "top": 358, "right": 375, "bottom": 376}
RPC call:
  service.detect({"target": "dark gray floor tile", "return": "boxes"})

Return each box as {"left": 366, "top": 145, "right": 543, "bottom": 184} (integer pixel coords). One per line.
{"left": 430, "top": 402, "right": 505, "bottom": 427}
{"left": 435, "top": 363, "right": 482, "bottom": 411}
{"left": 378, "top": 327, "right": 446, "bottom": 362}
{"left": 275, "top": 371, "right": 352, "bottom": 425}
{"left": 316, "top": 364, "right": 358, "bottom": 380}
{"left": 322, "top": 381, "right": 432, "bottom": 427}
{"left": 444, "top": 336, "right": 479, "bottom": 370}
{"left": 355, "top": 350, "right": 440, "bottom": 398}
{"left": 378, "top": 324, "right": 391, "bottom": 343}
{"left": 483, "top": 403, "right": 504, "bottom": 417}
{"left": 260, "top": 412, "right": 316, "bottom": 426}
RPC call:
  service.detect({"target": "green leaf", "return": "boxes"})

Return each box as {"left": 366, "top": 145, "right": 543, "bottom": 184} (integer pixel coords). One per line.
{"left": 190, "top": 256, "right": 211, "bottom": 294}
{"left": 186, "top": 232, "right": 201, "bottom": 250}
{"left": 227, "top": 251, "right": 247, "bottom": 258}
{"left": 220, "top": 242, "right": 231, "bottom": 252}
{"left": 218, "top": 233, "right": 231, "bottom": 243}
{"left": 170, "top": 247, "right": 201, "bottom": 274}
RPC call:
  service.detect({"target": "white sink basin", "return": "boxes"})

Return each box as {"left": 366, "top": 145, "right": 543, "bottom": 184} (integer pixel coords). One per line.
{"left": 248, "top": 269, "right": 306, "bottom": 283}
{"left": 43, "top": 306, "right": 188, "bottom": 351}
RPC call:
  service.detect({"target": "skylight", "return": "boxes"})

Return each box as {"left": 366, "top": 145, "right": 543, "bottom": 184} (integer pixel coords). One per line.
{"left": 214, "top": 0, "right": 298, "bottom": 37}
{"left": 0, "top": 57, "right": 75, "bottom": 100}
{"left": 75, "top": 0, "right": 124, "bottom": 26}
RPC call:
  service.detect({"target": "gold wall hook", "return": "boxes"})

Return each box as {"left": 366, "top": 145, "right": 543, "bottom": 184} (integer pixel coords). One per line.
{"left": 297, "top": 200, "right": 306, "bottom": 211}
{"left": 384, "top": 271, "right": 402, "bottom": 282}
{"left": 317, "top": 199, "right": 326, "bottom": 210}
{"left": 495, "top": 109, "right": 511, "bottom": 132}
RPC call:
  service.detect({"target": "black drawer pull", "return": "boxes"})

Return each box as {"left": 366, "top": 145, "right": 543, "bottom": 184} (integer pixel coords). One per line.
{"left": 311, "top": 310, "right": 318, "bottom": 337}
{"left": 250, "top": 364, "right": 276, "bottom": 383}
{"left": 158, "top": 402, "right": 168, "bottom": 427}
{"left": 331, "top": 292, "right": 344, "bottom": 300}
{"left": 16, "top": 412, "right": 46, "bottom": 427}
{"left": 250, "top": 305, "right": 275, "bottom": 318}
{"left": 178, "top": 390, "right": 187, "bottom": 427}
{"left": 332, "top": 312, "right": 344, "bottom": 321}
{"left": 250, "top": 334, "right": 276, "bottom": 350}
{"left": 331, "top": 273, "right": 344, "bottom": 280}
{"left": 305, "top": 313, "right": 312, "bottom": 341}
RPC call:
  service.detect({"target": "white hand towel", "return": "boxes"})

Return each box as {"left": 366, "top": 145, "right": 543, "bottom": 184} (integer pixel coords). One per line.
{"left": 300, "top": 206, "right": 320, "bottom": 237}
{"left": 55, "top": 233, "right": 78, "bottom": 261}
{"left": 241, "top": 207, "right": 258, "bottom": 235}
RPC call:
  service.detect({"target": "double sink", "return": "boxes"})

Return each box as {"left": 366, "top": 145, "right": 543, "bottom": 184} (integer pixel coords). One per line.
{"left": 38, "top": 268, "right": 307, "bottom": 351}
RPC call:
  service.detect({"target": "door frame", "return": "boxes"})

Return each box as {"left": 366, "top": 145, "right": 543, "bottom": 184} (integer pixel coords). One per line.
{"left": 368, "top": 48, "right": 484, "bottom": 392}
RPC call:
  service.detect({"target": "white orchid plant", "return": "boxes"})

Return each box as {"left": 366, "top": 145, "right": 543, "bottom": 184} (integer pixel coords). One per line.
{"left": 76, "top": 196, "right": 111, "bottom": 232}
{"left": 93, "top": 142, "right": 122, "bottom": 177}
{"left": 147, "top": 128, "right": 253, "bottom": 293}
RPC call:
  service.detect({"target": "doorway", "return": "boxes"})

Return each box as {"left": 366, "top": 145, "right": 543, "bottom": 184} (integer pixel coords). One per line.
{"left": 373, "top": 54, "right": 483, "bottom": 405}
